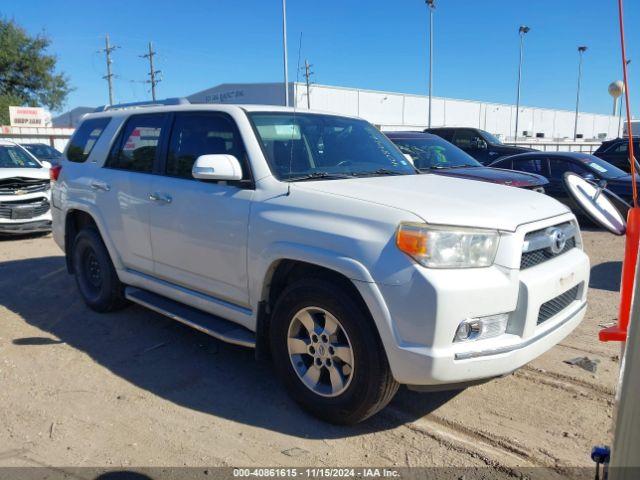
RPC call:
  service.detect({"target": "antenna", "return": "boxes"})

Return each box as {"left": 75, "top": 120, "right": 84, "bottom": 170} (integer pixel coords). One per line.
{"left": 287, "top": 32, "right": 303, "bottom": 196}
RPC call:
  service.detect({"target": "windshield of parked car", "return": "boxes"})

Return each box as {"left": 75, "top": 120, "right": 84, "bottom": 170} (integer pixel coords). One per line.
{"left": 480, "top": 130, "right": 503, "bottom": 145}
{"left": 23, "top": 144, "right": 62, "bottom": 159}
{"left": 580, "top": 154, "right": 628, "bottom": 180}
{"left": 0, "top": 145, "right": 42, "bottom": 168}
{"left": 391, "top": 136, "right": 482, "bottom": 170}
{"left": 249, "top": 113, "right": 416, "bottom": 181}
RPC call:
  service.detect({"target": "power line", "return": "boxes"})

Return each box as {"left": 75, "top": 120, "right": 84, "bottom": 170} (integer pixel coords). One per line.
{"left": 98, "top": 34, "right": 119, "bottom": 105}
{"left": 140, "top": 42, "right": 161, "bottom": 101}
{"left": 301, "top": 59, "right": 314, "bottom": 109}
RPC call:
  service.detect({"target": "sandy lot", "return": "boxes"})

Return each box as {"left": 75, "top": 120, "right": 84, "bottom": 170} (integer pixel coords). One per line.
{"left": 0, "top": 229, "right": 623, "bottom": 475}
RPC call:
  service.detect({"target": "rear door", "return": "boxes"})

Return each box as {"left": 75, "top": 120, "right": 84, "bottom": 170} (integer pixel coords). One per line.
{"left": 95, "top": 113, "right": 169, "bottom": 274}
{"left": 148, "top": 111, "right": 254, "bottom": 307}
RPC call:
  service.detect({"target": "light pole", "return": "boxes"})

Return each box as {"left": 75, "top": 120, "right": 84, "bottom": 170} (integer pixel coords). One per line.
{"left": 282, "top": 0, "right": 289, "bottom": 107}
{"left": 514, "top": 25, "right": 530, "bottom": 142}
{"left": 573, "top": 46, "right": 588, "bottom": 140}
{"left": 426, "top": 0, "right": 435, "bottom": 128}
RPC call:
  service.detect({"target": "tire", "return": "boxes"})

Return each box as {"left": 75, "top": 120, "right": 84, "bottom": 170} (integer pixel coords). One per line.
{"left": 270, "top": 277, "right": 399, "bottom": 424}
{"left": 72, "top": 227, "right": 128, "bottom": 313}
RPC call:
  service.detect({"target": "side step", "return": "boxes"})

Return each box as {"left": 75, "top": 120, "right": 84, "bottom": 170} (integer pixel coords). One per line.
{"left": 125, "top": 287, "right": 256, "bottom": 348}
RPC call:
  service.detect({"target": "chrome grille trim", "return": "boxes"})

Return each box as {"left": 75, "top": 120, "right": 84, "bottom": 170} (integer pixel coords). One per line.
{"left": 520, "top": 222, "right": 577, "bottom": 270}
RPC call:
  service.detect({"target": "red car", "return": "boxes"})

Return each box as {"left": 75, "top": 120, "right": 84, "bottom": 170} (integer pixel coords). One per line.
{"left": 386, "top": 131, "right": 548, "bottom": 192}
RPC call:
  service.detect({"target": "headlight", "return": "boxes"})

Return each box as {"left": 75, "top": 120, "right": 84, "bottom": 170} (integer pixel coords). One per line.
{"left": 396, "top": 222, "right": 500, "bottom": 268}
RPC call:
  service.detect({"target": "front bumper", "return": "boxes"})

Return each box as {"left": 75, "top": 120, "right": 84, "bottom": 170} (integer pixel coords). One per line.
{"left": 363, "top": 215, "right": 590, "bottom": 386}
{"left": 0, "top": 219, "right": 52, "bottom": 234}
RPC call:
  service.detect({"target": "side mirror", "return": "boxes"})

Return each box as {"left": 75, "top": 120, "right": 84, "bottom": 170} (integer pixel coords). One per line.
{"left": 192, "top": 154, "right": 243, "bottom": 181}
{"left": 40, "top": 160, "right": 52, "bottom": 169}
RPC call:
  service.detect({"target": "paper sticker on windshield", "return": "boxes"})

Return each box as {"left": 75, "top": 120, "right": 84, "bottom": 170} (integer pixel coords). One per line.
{"left": 589, "top": 162, "right": 608, "bottom": 173}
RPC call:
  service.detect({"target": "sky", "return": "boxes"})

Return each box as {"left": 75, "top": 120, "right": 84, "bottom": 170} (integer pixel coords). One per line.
{"left": 3, "top": 0, "right": 639, "bottom": 115}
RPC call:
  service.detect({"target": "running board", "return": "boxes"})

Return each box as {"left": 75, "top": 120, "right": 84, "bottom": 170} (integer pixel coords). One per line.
{"left": 125, "top": 287, "right": 256, "bottom": 348}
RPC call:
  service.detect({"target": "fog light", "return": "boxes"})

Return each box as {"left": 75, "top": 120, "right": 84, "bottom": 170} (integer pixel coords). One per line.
{"left": 454, "top": 313, "right": 509, "bottom": 342}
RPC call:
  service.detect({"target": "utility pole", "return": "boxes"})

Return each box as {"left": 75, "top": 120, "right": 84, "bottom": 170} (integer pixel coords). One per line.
{"left": 141, "top": 42, "right": 161, "bottom": 101}
{"left": 302, "top": 59, "right": 313, "bottom": 109}
{"left": 282, "top": 0, "right": 289, "bottom": 106}
{"left": 573, "top": 46, "right": 588, "bottom": 141}
{"left": 426, "top": 0, "right": 436, "bottom": 128}
{"left": 99, "top": 34, "right": 118, "bottom": 105}
{"left": 514, "top": 25, "right": 530, "bottom": 141}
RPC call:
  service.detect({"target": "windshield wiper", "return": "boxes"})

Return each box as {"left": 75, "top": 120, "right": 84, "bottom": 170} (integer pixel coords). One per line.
{"left": 351, "top": 168, "right": 409, "bottom": 177}
{"left": 423, "top": 165, "right": 476, "bottom": 170}
{"left": 285, "top": 172, "right": 352, "bottom": 182}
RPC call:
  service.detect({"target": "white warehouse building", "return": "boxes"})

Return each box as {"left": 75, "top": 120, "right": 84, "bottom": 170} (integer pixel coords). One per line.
{"left": 187, "top": 82, "right": 620, "bottom": 141}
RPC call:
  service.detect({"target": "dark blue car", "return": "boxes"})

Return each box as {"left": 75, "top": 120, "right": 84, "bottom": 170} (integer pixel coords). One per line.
{"left": 489, "top": 151, "right": 634, "bottom": 215}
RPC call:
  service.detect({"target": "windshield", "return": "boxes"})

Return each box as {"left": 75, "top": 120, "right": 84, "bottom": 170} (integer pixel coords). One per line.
{"left": 581, "top": 155, "right": 628, "bottom": 180}
{"left": 480, "top": 130, "right": 502, "bottom": 145}
{"left": 23, "top": 144, "right": 61, "bottom": 159}
{"left": 249, "top": 113, "right": 416, "bottom": 180}
{"left": 0, "top": 145, "right": 41, "bottom": 169}
{"left": 391, "top": 136, "right": 482, "bottom": 170}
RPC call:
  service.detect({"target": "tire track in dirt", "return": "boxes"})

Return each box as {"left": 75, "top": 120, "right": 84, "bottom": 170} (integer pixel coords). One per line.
{"left": 518, "top": 365, "right": 615, "bottom": 399}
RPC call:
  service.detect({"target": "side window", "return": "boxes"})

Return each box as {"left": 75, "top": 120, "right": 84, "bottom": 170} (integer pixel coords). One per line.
{"left": 435, "top": 129, "right": 455, "bottom": 142}
{"left": 613, "top": 142, "right": 628, "bottom": 154}
{"left": 513, "top": 157, "right": 547, "bottom": 176}
{"left": 105, "top": 114, "right": 166, "bottom": 173}
{"left": 166, "top": 113, "right": 246, "bottom": 179}
{"left": 67, "top": 117, "right": 110, "bottom": 162}
{"left": 494, "top": 159, "right": 512, "bottom": 169}
{"left": 549, "top": 159, "right": 589, "bottom": 179}
{"left": 452, "top": 129, "right": 479, "bottom": 149}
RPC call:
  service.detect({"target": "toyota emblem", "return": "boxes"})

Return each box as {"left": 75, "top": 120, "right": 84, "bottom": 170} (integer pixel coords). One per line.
{"left": 547, "top": 227, "right": 567, "bottom": 254}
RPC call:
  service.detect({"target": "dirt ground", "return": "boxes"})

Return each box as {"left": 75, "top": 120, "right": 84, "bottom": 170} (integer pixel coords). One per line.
{"left": 0, "top": 228, "right": 623, "bottom": 475}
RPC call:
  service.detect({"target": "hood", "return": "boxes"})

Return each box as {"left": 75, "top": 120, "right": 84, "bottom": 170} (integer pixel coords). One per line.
{"left": 0, "top": 167, "right": 49, "bottom": 181}
{"left": 433, "top": 166, "right": 547, "bottom": 187}
{"left": 296, "top": 174, "right": 569, "bottom": 232}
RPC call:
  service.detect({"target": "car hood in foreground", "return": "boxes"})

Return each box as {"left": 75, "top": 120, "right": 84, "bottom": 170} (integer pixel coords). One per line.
{"left": 296, "top": 174, "right": 569, "bottom": 232}
{"left": 429, "top": 166, "right": 547, "bottom": 187}
{"left": 0, "top": 168, "right": 49, "bottom": 181}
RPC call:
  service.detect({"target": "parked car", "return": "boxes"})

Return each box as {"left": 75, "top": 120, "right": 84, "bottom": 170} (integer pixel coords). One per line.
{"left": 424, "top": 127, "right": 536, "bottom": 164}
{"left": 489, "top": 151, "right": 634, "bottom": 215}
{"left": 52, "top": 101, "right": 589, "bottom": 424}
{"left": 21, "top": 143, "right": 63, "bottom": 166}
{"left": 593, "top": 137, "right": 640, "bottom": 173}
{"left": 386, "top": 131, "right": 548, "bottom": 192}
{"left": 0, "top": 140, "right": 52, "bottom": 234}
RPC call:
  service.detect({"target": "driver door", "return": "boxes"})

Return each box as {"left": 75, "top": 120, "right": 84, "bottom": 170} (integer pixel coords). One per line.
{"left": 148, "top": 112, "right": 253, "bottom": 307}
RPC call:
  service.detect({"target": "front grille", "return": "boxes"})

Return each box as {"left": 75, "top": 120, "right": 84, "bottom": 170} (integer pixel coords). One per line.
{"left": 520, "top": 222, "right": 577, "bottom": 270}
{"left": 537, "top": 284, "right": 580, "bottom": 325}
{"left": 521, "top": 237, "right": 576, "bottom": 269}
{"left": 0, "top": 197, "right": 50, "bottom": 220}
{"left": 0, "top": 177, "right": 49, "bottom": 195}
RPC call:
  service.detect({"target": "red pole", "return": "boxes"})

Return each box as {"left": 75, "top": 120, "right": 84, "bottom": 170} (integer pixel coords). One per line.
{"left": 599, "top": 0, "right": 638, "bottom": 343}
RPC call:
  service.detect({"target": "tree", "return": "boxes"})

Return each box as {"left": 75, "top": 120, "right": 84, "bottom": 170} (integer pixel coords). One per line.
{"left": 0, "top": 19, "right": 71, "bottom": 124}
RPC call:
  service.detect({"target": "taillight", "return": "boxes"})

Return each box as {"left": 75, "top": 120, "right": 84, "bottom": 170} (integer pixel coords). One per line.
{"left": 50, "top": 164, "right": 62, "bottom": 181}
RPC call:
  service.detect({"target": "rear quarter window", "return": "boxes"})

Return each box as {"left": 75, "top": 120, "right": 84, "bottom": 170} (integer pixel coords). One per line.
{"left": 66, "top": 117, "right": 111, "bottom": 163}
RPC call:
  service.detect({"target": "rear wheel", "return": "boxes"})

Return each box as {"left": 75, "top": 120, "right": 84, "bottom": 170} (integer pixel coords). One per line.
{"left": 270, "top": 277, "right": 399, "bottom": 424}
{"left": 72, "top": 228, "right": 128, "bottom": 312}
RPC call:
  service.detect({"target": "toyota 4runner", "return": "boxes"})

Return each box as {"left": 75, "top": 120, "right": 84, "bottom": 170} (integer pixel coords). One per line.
{"left": 52, "top": 100, "right": 590, "bottom": 424}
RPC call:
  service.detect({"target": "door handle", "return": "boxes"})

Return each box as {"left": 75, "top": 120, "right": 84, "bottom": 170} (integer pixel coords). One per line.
{"left": 90, "top": 181, "right": 111, "bottom": 192}
{"left": 148, "top": 192, "right": 172, "bottom": 204}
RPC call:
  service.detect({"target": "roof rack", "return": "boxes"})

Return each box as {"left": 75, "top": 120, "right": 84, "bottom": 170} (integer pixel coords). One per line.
{"left": 94, "top": 97, "right": 190, "bottom": 113}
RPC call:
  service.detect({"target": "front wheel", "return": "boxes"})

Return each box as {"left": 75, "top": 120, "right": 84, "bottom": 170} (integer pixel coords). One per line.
{"left": 270, "top": 277, "right": 399, "bottom": 424}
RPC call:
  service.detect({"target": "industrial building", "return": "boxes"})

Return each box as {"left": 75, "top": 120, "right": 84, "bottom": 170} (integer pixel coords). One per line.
{"left": 187, "top": 82, "right": 621, "bottom": 141}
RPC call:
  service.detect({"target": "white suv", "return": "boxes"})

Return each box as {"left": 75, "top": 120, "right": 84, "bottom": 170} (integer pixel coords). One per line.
{"left": 51, "top": 101, "right": 590, "bottom": 424}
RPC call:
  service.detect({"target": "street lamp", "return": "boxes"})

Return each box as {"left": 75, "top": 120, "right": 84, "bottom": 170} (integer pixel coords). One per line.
{"left": 426, "top": 0, "right": 436, "bottom": 128}
{"left": 514, "top": 25, "right": 530, "bottom": 142}
{"left": 282, "top": 0, "right": 289, "bottom": 107}
{"left": 573, "top": 45, "right": 588, "bottom": 140}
